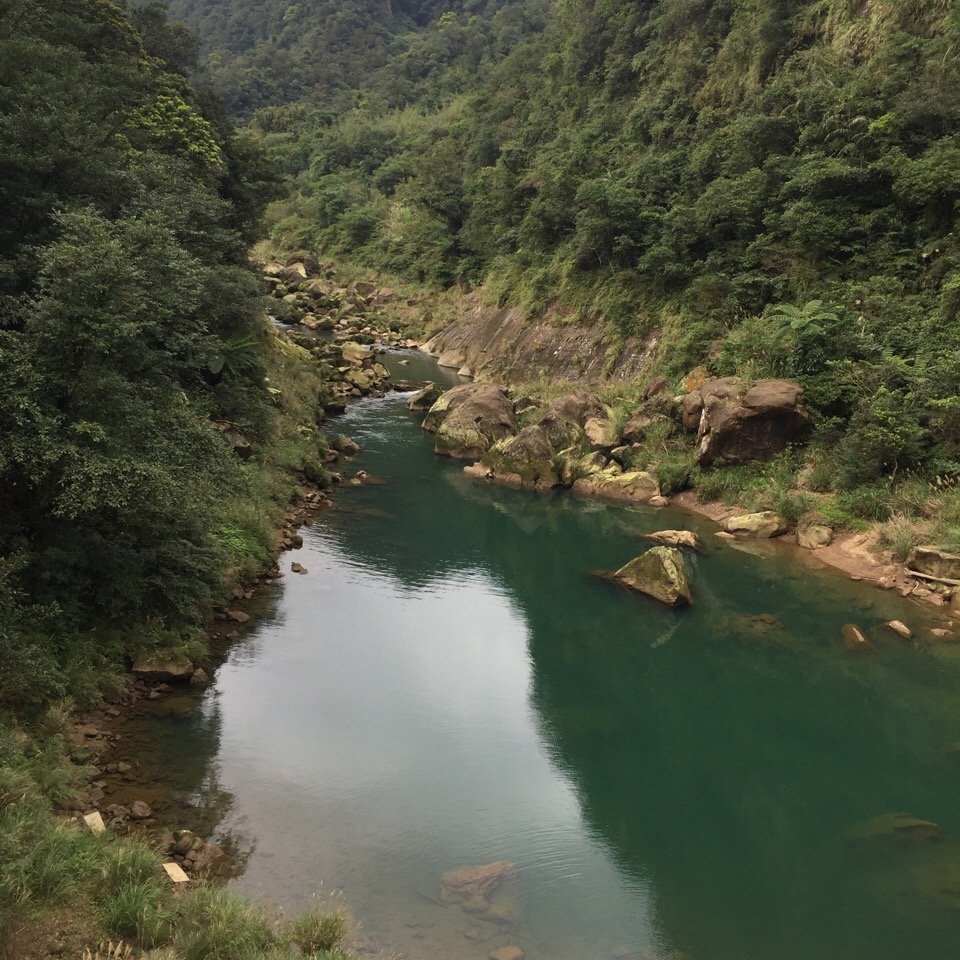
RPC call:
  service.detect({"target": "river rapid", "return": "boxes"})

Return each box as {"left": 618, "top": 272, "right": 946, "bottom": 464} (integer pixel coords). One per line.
{"left": 119, "top": 349, "right": 960, "bottom": 960}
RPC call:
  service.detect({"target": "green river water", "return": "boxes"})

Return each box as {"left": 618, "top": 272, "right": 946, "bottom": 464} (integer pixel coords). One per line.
{"left": 122, "top": 350, "right": 960, "bottom": 960}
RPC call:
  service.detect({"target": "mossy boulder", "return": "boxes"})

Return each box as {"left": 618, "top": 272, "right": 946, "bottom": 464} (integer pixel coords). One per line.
{"left": 724, "top": 511, "right": 788, "bottom": 538}
{"left": 430, "top": 384, "right": 517, "bottom": 458}
{"left": 613, "top": 546, "right": 693, "bottom": 607}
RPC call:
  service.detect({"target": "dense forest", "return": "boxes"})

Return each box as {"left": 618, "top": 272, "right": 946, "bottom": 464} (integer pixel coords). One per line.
{"left": 170, "top": 0, "right": 960, "bottom": 527}
{"left": 0, "top": 0, "right": 322, "bottom": 714}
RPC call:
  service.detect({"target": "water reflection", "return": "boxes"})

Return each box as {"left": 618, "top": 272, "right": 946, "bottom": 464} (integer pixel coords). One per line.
{"left": 120, "top": 382, "right": 960, "bottom": 960}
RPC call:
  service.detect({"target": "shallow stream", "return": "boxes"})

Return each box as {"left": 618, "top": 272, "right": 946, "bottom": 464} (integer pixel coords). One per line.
{"left": 122, "top": 350, "right": 960, "bottom": 960}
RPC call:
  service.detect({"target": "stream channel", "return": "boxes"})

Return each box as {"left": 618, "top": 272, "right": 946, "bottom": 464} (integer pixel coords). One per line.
{"left": 119, "top": 349, "right": 960, "bottom": 960}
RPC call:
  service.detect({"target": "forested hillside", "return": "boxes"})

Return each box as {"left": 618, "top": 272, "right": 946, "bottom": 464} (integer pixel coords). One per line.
{"left": 171, "top": 0, "right": 960, "bottom": 526}
{"left": 0, "top": 0, "right": 319, "bottom": 714}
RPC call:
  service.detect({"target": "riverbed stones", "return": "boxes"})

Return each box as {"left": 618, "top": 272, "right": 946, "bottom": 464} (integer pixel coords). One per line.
{"left": 613, "top": 547, "right": 693, "bottom": 607}
{"left": 645, "top": 530, "right": 701, "bottom": 550}
{"left": 331, "top": 434, "right": 360, "bottom": 456}
{"left": 907, "top": 546, "right": 960, "bottom": 582}
{"left": 688, "top": 378, "right": 812, "bottom": 467}
{"left": 887, "top": 620, "right": 913, "bottom": 640}
{"left": 130, "top": 800, "right": 153, "bottom": 820}
{"left": 131, "top": 649, "right": 193, "bottom": 682}
{"left": 723, "top": 511, "right": 788, "bottom": 539}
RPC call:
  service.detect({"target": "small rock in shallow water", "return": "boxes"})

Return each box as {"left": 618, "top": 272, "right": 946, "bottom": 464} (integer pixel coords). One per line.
{"left": 645, "top": 530, "right": 701, "bottom": 551}
{"left": 130, "top": 800, "right": 152, "bottom": 820}
{"left": 842, "top": 623, "right": 873, "bottom": 653}
{"left": 887, "top": 620, "right": 912, "bottom": 639}
{"left": 291, "top": 562, "right": 308, "bottom": 575}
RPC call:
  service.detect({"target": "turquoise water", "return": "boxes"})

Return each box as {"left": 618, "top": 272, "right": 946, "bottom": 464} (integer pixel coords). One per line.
{"left": 127, "top": 351, "right": 960, "bottom": 960}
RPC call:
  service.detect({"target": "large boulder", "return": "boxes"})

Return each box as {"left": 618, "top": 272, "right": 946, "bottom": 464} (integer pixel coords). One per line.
{"left": 687, "top": 378, "right": 811, "bottom": 466}
{"left": 613, "top": 546, "right": 693, "bottom": 607}
{"left": 724, "top": 511, "right": 788, "bottom": 538}
{"left": 907, "top": 546, "right": 960, "bottom": 582}
{"left": 131, "top": 649, "right": 193, "bottom": 682}
{"left": 428, "top": 384, "right": 518, "bottom": 459}
{"left": 408, "top": 382, "right": 443, "bottom": 411}
{"left": 485, "top": 426, "right": 560, "bottom": 489}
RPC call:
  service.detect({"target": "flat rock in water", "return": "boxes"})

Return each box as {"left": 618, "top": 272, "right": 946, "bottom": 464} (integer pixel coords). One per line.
{"left": 887, "top": 620, "right": 912, "bottom": 639}
{"left": 645, "top": 530, "right": 701, "bottom": 551}
{"left": 131, "top": 649, "right": 193, "bottom": 682}
{"left": 613, "top": 546, "right": 693, "bottom": 607}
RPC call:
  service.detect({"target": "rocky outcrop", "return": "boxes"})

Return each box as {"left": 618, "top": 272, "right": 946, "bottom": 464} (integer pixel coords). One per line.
{"left": 612, "top": 546, "right": 693, "bottom": 606}
{"left": 907, "top": 546, "right": 960, "bottom": 582}
{"left": 724, "top": 511, "right": 788, "bottom": 538}
{"left": 131, "top": 649, "right": 193, "bottom": 682}
{"left": 685, "top": 378, "right": 812, "bottom": 467}
{"left": 424, "top": 384, "right": 518, "bottom": 458}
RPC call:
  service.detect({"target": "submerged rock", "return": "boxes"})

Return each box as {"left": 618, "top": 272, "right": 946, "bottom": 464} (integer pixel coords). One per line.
{"left": 489, "top": 948, "right": 524, "bottom": 960}
{"left": 441, "top": 860, "right": 518, "bottom": 915}
{"left": 846, "top": 812, "right": 943, "bottom": 843}
{"left": 724, "top": 511, "right": 788, "bottom": 539}
{"left": 613, "top": 546, "right": 693, "bottom": 607}
{"left": 645, "top": 530, "right": 702, "bottom": 551}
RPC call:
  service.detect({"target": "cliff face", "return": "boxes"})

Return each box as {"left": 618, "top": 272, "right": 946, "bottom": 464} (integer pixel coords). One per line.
{"left": 423, "top": 296, "right": 659, "bottom": 385}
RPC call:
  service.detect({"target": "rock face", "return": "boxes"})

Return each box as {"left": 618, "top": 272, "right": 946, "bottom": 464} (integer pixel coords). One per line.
{"left": 907, "top": 546, "right": 960, "bottom": 582}
{"left": 645, "top": 530, "right": 702, "bottom": 550}
{"left": 131, "top": 649, "right": 193, "bottom": 682}
{"left": 687, "top": 378, "right": 812, "bottom": 467}
{"left": 425, "top": 384, "right": 518, "bottom": 458}
{"left": 724, "top": 511, "right": 788, "bottom": 539}
{"left": 613, "top": 546, "right": 693, "bottom": 607}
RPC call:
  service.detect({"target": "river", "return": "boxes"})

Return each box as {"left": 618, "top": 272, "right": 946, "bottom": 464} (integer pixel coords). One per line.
{"left": 119, "top": 349, "right": 960, "bottom": 960}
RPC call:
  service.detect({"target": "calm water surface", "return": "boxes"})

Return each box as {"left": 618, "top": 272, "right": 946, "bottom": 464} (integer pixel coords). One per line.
{"left": 131, "top": 351, "right": 960, "bottom": 960}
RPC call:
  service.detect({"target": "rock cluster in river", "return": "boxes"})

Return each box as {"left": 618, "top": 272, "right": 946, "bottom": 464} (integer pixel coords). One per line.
{"left": 263, "top": 254, "right": 420, "bottom": 409}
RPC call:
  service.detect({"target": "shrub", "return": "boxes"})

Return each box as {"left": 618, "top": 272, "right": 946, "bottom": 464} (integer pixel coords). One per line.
{"left": 286, "top": 907, "right": 348, "bottom": 954}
